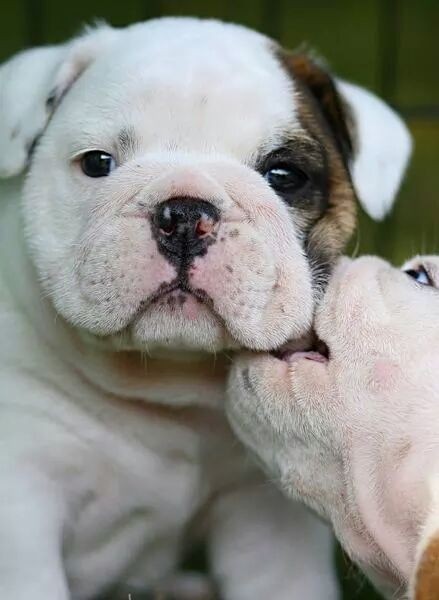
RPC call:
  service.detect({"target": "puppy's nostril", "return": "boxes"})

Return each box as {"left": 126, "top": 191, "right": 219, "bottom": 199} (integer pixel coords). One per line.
{"left": 154, "top": 198, "right": 219, "bottom": 238}
{"left": 195, "top": 214, "right": 216, "bottom": 238}
{"left": 157, "top": 206, "right": 177, "bottom": 236}
{"left": 160, "top": 224, "right": 175, "bottom": 236}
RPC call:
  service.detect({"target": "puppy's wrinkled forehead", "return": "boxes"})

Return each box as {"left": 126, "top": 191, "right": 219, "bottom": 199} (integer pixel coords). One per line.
{"left": 56, "top": 20, "right": 298, "bottom": 159}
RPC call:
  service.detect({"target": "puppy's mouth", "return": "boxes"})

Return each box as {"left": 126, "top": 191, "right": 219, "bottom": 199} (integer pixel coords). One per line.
{"left": 147, "top": 278, "right": 212, "bottom": 308}
{"left": 271, "top": 332, "right": 329, "bottom": 364}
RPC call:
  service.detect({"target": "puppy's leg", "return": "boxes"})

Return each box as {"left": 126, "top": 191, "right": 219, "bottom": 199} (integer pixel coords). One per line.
{"left": 208, "top": 482, "right": 339, "bottom": 600}
{"left": 0, "top": 470, "right": 68, "bottom": 599}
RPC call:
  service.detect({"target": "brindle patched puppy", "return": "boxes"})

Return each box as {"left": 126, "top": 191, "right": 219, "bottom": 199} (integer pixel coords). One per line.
{"left": 0, "top": 18, "right": 410, "bottom": 600}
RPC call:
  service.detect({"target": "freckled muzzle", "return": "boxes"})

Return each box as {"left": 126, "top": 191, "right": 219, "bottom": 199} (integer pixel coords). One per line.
{"left": 33, "top": 155, "right": 315, "bottom": 352}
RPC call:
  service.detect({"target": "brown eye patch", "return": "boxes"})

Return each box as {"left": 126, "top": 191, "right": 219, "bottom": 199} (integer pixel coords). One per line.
{"left": 258, "top": 137, "right": 329, "bottom": 214}
{"left": 265, "top": 49, "right": 359, "bottom": 296}
{"left": 263, "top": 164, "right": 310, "bottom": 199}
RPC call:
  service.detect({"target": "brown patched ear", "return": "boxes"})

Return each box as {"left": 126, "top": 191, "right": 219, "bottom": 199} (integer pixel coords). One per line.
{"left": 280, "top": 50, "right": 412, "bottom": 221}
{"left": 414, "top": 534, "right": 439, "bottom": 599}
{"left": 279, "top": 51, "right": 358, "bottom": 270}
{"left": 282, "top": 52, "right": 354, "bottom": 169}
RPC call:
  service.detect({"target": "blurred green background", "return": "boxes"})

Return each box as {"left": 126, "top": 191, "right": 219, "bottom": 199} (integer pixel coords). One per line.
{"left": 1, "top": 1, "right": 437, "bottom": 598}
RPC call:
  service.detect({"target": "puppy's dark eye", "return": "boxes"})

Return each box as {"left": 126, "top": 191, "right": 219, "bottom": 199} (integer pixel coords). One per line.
{"left": 263, "top": 165, "right": 309, "bottom": 194}
{"left": 81, "top": 151, "right": 116, "bottom": 178}
{"left": 404, "top": 266, "right": 433, "bottom": 286}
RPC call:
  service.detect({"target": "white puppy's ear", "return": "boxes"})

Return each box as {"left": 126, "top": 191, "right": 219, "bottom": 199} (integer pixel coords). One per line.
{"left": 0, "top": 25, "right": 118, "bottom": 179}
{"left": 337, "top": 80, "right": 412, "bottom": 221}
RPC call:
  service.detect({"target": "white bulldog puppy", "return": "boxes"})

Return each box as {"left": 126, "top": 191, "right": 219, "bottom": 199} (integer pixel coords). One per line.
{"left": 0, "top": 17, "right": 411, "bottom": 600}
{"left": 227, "top": 255, "right": 439, "bottom": 599}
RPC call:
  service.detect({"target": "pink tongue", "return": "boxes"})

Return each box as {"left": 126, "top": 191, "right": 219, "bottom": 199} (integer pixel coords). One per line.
{"left": 281, "top": 350, "right": 327, "bottom": 363}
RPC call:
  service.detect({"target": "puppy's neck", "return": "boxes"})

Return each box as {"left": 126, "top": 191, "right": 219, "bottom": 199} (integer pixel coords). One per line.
{"left": 70, "top": 339, "right": 230, "bottom": 409}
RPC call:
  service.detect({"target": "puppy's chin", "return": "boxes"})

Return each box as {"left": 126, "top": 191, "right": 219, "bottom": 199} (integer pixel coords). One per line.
{"left": 73, "top": 295, "right": 236, "bottom": 354}
{"left": 76, "top": 295, "right": 311, "bottom": 356}
{"left": 130, "top": 295, "right": 238, "bottom": 353}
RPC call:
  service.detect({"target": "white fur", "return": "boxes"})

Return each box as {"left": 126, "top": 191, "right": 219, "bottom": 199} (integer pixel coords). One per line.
{"left": 338, "top": 81, "right": 412, "bottom": 220}
{"left": 0, "top": 17, "right": 412, "bottom": 599}
{"left": 0, "top": 18, "right": 341, "bottom": 600}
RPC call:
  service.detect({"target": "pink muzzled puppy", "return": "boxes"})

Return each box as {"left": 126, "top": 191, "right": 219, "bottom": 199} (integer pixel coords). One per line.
{"left": 227, "top": 255, "right": 439, "bottom": 599}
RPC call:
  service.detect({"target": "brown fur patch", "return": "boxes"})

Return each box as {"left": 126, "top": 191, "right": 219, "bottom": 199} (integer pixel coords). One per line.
{"left": 285, "top": 53, "right": 353, "bottom": 166}
{"left": 278, "top": 51, "right": 357, "bottom": 285}
{"left": 415, "top": 534, "right": 439, "bottom": 599}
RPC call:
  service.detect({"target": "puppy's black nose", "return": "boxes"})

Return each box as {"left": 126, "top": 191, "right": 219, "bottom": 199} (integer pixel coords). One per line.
{"left": 153, "top": 197, "right": 220, "bottom": 264}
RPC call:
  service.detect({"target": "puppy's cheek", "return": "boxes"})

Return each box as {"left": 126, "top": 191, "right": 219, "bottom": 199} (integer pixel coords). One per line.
{"left": 191, "top": 224, "right": 313, "bottom": 350}
{"left": 287, "top": 359, "right": 331, "bottom": 402}
{"left": 58, "top": 219, "right": 177, "bottom": 333}
{"left": 316, "top": 258, "right": 392, "bottom": 359}
{"left": 287, "top": 360, "right": 346, "bottom": 447}
{"left": 226, "top": 354, "right": 296, "bottom": 453}
{"left": 230, "top": 353, "right": 292, "bottom": 403}
{"left": 231, "top": 354, "right": 341, "bottom": 454}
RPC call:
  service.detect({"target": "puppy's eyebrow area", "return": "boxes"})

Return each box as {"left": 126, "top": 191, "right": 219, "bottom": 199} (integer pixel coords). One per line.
{"left": 254, "top": 134, "right": 326, "bottom": 173}
{"left": 117, "top": 127, "right": 139, "bottom": 161}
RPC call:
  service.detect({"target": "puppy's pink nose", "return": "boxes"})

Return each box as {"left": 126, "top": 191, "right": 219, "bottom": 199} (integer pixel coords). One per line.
{"left": 152, "top": 197, "right": 220, "bottom": 264}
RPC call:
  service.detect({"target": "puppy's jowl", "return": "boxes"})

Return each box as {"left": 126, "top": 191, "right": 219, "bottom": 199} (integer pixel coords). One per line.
{"left": 0, "top": 18, "right": 410, "bottom": 599}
